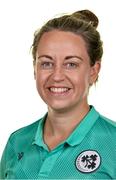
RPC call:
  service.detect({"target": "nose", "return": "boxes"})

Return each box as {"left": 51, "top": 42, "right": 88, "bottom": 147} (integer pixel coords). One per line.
{"left": 51, "top": 66, "right": 65, "bottom": 82}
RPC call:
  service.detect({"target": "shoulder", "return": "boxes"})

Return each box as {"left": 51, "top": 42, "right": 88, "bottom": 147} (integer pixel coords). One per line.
{"left": 96, "top": 112, "right": 116, "bottom": 137}
{"left": 99, "top": 113, "right": 116, "bottom": 128}
{"left": 90, "top": 106, "right": 116, "bottom": 138}
{"left": 0, "top": 116, "right": 45, "bottom": 165}
{"left": 7, "top": 116, "right": 44, "bottom": 149}
{"left": 11, "top": 119, "right": 40, "bottom": 137}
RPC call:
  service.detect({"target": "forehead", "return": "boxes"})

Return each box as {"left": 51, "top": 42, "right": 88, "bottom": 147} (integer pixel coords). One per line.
{"left": 37, "top": 30, "right": 89, "bottom": 60}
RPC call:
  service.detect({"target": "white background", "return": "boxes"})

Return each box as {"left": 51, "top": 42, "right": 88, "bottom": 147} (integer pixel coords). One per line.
{"left": 0, "top": 0, "right": 116, "bottom": 157}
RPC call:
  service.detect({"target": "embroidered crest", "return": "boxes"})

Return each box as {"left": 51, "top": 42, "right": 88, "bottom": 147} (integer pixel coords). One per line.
{"left": 18, "top": 152, "right": 24, "bottom": 161}
{"left": 75, "top": 150, "right": 101, "bottom": 173}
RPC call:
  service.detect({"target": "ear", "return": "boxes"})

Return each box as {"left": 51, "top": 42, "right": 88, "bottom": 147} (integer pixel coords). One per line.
{"left": 89, "top": 61, "right": 101, "bottom": 85}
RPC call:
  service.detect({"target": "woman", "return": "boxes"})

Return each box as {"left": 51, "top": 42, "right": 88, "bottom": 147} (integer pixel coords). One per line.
{"left": 0, "top": 9, "right": 116, "bottom": 179}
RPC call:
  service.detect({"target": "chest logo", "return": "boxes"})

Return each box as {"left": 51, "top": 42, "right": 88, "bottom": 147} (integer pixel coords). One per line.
{"left": 75, "top": 150, "right": 101, "bottom": 173}
{"left": 18, "top": 152, "right": 24, "bottom": 161}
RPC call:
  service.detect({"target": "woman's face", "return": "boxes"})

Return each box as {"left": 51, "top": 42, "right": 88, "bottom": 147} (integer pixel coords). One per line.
{"left": 34, "top": 30, "right": 100, "bottom": 112}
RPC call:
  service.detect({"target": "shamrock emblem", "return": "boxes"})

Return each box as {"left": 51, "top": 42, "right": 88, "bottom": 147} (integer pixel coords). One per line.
{"left": 81, "top": 154, "right": 98, "bottom": 169}
{"left": 76, "top": 150, "right": 101, "bottom": 173}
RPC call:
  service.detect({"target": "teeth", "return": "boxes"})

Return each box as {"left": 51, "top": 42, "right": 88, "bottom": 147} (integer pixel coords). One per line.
{"left": 50, "top": 87, "right": 69, "bottom": 93}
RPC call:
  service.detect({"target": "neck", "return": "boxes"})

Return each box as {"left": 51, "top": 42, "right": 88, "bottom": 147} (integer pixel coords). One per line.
{"left": 44, "top": 102, "right": 90, "bottom": 137}
{"left": 43, "top": 102, "right": 90, "bottom": 150}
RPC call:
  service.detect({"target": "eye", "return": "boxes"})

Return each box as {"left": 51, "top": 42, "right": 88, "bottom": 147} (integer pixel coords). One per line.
{"left": 64, "top": 62, "right": 79, "bottom": 69}
{"left": 41, "top": 62, "right": 54, "bottom": 69}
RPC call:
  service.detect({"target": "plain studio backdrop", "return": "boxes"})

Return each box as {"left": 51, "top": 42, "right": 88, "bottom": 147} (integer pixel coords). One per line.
{"left": 0, "top": 0, "right": 116, "bottom": 157}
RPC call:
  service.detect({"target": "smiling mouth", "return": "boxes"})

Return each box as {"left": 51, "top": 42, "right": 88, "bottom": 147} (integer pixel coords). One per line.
{"left": 48, "top": 87, "right": 71, "bottom": 94}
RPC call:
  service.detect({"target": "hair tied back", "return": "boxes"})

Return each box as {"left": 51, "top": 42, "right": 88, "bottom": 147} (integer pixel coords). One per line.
{"left": 71, "top": 9, "right": 99, "bottom": 29}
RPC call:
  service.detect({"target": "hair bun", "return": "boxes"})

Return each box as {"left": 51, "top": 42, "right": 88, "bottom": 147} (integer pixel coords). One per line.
{"left": 71, "top": 9, "right": 99, "bottom": 28}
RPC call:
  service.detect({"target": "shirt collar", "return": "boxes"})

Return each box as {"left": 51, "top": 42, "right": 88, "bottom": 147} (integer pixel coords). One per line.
{"left": 32, "top": 113, "right": 48, "bottom": 150}
{"left": 66, "top": 106, "right": 100, "bottom": 146}
{"left": 33, "top": 106, "right": 99, "bottom": 148}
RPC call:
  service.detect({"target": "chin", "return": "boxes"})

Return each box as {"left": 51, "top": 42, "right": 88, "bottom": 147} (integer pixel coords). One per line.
{"left": 49, "top": 106, "right": 70, "bottom": 113}
{"left": 47, "top": 101, "right": 75, "bottom": 113}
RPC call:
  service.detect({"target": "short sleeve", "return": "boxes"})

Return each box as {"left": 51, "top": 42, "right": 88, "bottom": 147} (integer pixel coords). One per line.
{"left": 0, "top": 135, "right": 14, "bottom": 179}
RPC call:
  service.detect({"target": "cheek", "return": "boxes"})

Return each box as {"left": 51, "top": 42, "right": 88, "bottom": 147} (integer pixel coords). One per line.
{"left": 73, "top": 71, "right": 90, "bottom": 89}
{"left": 35, "top": 77, "right": 45, "bottom": 99}
{"left": 36, "top": 76, "right": 44, "bottom": 89}
{"left": 35, "top": 71, "right": 49, "bottom": 91}
{"left": 74, "top": 69, "right": 90, "bottom": 82}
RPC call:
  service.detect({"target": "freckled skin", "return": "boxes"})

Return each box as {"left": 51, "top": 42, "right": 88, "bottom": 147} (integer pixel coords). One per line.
{"left": 34, "top": 30, "right": 100, "bottom": 113}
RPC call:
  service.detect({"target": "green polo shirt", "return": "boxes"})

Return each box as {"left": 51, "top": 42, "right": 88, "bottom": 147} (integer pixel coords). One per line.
{"left": 0, "top": 106, "right": 116, "bottom": 179}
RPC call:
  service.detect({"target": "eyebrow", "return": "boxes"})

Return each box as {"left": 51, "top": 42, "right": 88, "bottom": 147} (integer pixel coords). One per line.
{"left": 37, "top": 55, "right": 83, "bottom": 61}
{"left": 65, "top": 55, "right": 83, "bottom": 61}
{"left": 38, "top": 55, "right": 53, "bottom": 60}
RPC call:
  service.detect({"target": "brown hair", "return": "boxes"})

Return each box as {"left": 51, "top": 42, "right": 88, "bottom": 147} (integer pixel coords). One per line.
{"left": 31, "top": 9, "right": 103, "bottom": 66}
